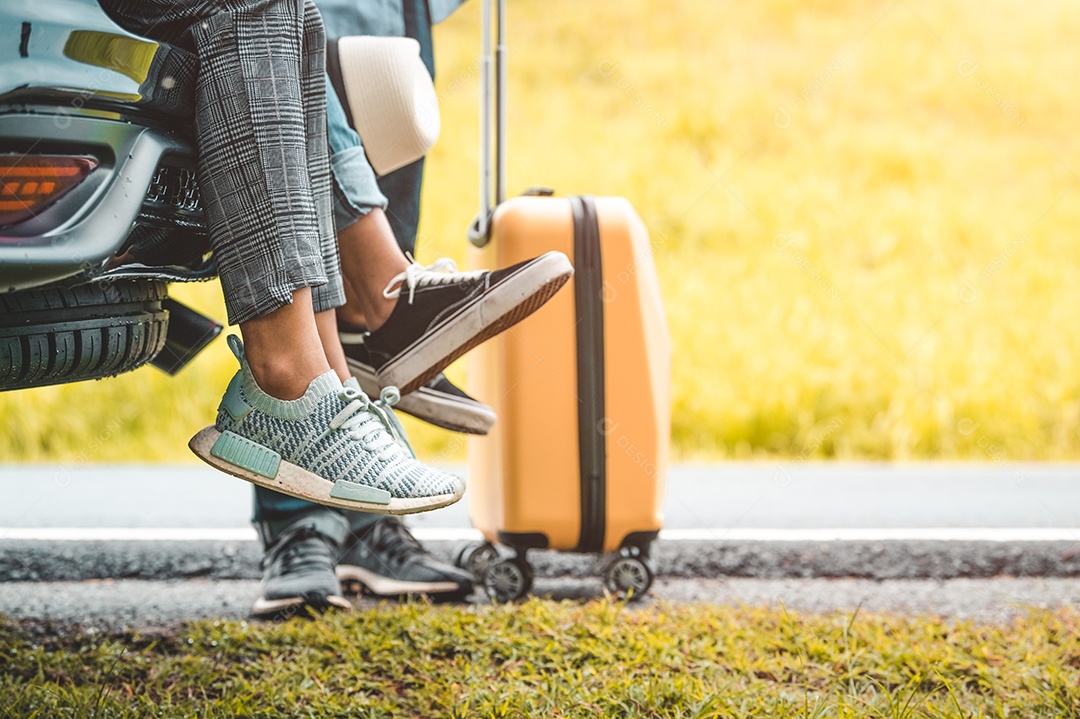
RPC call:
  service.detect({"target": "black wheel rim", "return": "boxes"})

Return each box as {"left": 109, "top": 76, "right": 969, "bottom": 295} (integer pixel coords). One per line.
{"left": 610, "top": 559, "right": 649, "bottom": 593}
{"left": 486, "top": 562, "right": 524, "bottom": 601}
{"left": 467, "top": 544, "right": 498, "bottom": 576}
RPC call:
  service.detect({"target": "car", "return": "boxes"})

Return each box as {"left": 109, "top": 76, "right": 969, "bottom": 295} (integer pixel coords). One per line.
{"left": 0, "top": 0, "right": 221, "bottom": 392}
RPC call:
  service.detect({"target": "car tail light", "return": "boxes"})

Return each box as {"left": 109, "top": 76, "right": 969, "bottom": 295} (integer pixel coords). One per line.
{"left": 0, "top": 154, "right": 98, "bottom": 228}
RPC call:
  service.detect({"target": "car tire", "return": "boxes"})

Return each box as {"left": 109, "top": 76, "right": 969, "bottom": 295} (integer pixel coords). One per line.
{"left": 0, "top": 279, "right": 169, "bottom": 391}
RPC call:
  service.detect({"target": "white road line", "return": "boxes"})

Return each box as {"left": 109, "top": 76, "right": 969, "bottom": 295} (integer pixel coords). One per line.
{"left": 659, "top": 528, "right": 1080, "bottom": 542}
{"left": 0, "top": 528, "right": 261, "bottom": 541}
{"left": 1, "top": 528, "right": 1078, "bottom": 542}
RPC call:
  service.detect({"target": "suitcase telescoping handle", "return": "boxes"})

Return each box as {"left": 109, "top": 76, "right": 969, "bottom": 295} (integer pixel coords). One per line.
{"left": 466, "top": 0, "right": 507, "bottom": 248}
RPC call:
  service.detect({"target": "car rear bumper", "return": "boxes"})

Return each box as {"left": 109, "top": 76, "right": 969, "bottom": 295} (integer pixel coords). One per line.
{"left": 0, "top": 111, "right": 201, "bottom": 292}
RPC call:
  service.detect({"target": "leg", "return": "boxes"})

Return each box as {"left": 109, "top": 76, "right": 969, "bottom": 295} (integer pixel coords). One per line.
{"left": 241, "top": 288, "right": 329, "bottom": 400}
{"left": 336, "top": 208, "right": 407, "bottom": 331}
{"left": 249, "top": 72, "right": 385, "bottom": 540}
{"left": 323, "top": 1, "right": 476, "bottom": 600}
{"left": 258, "top": 73, "right": 467, "bottom": 602}
{"left": 316, "top": 81, "right": 574, "bottom": 398}
{"left": 322, "top": 73, "right": 407, "bottom": 330}
{"left": 225, "top": 1, "right": 340, "bottom": 400}
{"left": 316, "top": 308, "right": 350, "bottom": 381}
{"left": 102, "top": 0, "right": 337, "bottom": 400}
{"left": 317, "top": 78, "right": 498, "bottom": 435}
{"left": 317, "top": 74, "right": 557, "bottom": 427}
{"left": 250, "top": 497, "right": 352, "bottom": 621}
{"left": 304, "top": 3, "right": 349, "bottom": 345}
{"left": 190, "top": 0, "right": 331, "bottom": 331}
{"left": 376, "top": 157, "right": 425, "bottom": 258}
{"left": 104, "top": 0, "right": 466, "bottom": 515}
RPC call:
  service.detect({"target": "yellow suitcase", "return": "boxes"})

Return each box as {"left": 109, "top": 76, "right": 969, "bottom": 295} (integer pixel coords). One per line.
{"left": 454, "top": 0, "right": 670, "bottom": 600}
{"left": 461, "top": 193, "right": 671, "bottom": 600}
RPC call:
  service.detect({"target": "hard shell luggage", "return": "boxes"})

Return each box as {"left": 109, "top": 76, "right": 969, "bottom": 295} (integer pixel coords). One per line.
{"left": 454, "top": 0, "right": 672, "bottom": 601}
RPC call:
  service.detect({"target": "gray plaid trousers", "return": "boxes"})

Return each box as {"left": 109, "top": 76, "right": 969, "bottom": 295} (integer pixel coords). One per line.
{"left": 100, "top": 0, "right": 346, "bottom": 324}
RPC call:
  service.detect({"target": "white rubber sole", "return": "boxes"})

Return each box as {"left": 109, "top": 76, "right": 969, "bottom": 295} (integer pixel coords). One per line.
{"left": 336, "top": 564, "right": 464, "bottom": 597}
{"left": 349, "top": 358, "right": 496, "bottom": 435}
{"left": 189, "top": 427, "right": 464, "bottom": 516}
{"left": 378, "top": 251, "right": 573, "bottom": 395}
{"left": 250, "top": 594, "right": 352, "bottom": 619}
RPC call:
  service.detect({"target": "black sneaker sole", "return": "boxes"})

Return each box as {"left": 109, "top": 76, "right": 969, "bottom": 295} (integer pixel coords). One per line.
{"left": 336, "top": 564, "right": 472, "bottom": 599}
{"left": 250, "top": 593, "right": 352, "bottom": 621}
{"left": 348, "top": 358, "right": 496, "bottom": 435}
{"left": 377, "top": 251, "right": 573, "bottom": 396}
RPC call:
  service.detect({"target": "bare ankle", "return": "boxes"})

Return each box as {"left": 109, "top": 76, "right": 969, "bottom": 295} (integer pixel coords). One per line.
{"left": 247, "top": 354, "right": 327, "bottom": 401}
{"left": 237, "top": 288, "right": 333, "bottom": 400}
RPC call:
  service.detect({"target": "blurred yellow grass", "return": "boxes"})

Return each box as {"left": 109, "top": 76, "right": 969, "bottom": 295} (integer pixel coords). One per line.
{"left": 3, "top": 0, "right": 1080, "bottom": 463}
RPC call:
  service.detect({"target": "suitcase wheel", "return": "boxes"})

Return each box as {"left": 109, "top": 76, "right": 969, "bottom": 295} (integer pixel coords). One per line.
{"left": 603, "top": 554, "right": 655, "bottom": 600}
{"left": 454, "top": 541, "right": 499, "bottom": 580}
{"left": 484, "top": 556, "right": 534, "bottom": 602}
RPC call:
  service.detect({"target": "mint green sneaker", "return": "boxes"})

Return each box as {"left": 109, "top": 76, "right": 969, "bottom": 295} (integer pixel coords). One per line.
{"left": 190, "top": 336, "right": 465, "bottom": 515}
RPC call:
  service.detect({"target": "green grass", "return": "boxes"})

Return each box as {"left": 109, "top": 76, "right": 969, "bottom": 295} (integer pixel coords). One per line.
{"left": 2, "top": 600, "right": 1079, "bottom": 717}
{"left": 4, "top": 0, "right": 1080, "bottom": 463}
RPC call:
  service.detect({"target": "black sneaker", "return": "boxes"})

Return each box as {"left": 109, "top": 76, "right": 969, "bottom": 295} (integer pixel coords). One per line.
{"left": 251, "top": 516, "right": 352, "bottom": 621}
{"left": 336, "top": 517, "right": 474, "bottom": 600}
{"left": 339, "top": 328, "right": 496, "bottom": 435}
{"left": 365, "top": 252, "right": 572, "bottom": 396}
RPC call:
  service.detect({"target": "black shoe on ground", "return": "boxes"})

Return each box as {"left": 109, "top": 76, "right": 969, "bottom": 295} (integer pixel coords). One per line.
{"left": 365, "top": 252, "right": 572, "bottom": 396}
{"left": 251, "top": 516, "right": 352, "bottom": 621}
{"left": 336, "top": 516, "right": 474, "bottom": 600}
{"left": 339, "top": 328, "right": 496, "bottom": 435}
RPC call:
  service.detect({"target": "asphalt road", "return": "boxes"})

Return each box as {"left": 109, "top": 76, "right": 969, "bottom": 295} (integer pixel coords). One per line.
{"left": 2, "top": 463, "right": 1079, "bottom": 626}
{"left": 4, "top": 463, "right": 1080, "bottom": 582}
{"left": 0, "top": 577, "right": 1075, "bottom": 631}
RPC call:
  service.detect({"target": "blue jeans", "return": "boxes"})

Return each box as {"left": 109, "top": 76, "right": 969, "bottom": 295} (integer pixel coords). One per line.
{"left": 326, "top": 77, "right": 388, "bottom": 233}
{"left": 325, "top": 70, "right": 427, "bottom": 253}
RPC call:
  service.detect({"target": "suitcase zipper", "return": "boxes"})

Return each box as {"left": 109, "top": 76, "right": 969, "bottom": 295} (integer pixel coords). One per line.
{"left": 571, "top": 195, "right": 606, "bottom": 553}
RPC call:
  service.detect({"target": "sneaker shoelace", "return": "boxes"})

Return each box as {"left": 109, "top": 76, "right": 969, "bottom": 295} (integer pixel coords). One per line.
{"left": 267, "top": 526, "right": 334, "bottom": 575}
{"left": 366, "top": 519, "right": 426, "bottom": 567}
{"left": 329, "top": 385, "right": 416, "bottom": 459}
{"left": 382, "top": 257, "right": 486, "bottom": 305}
